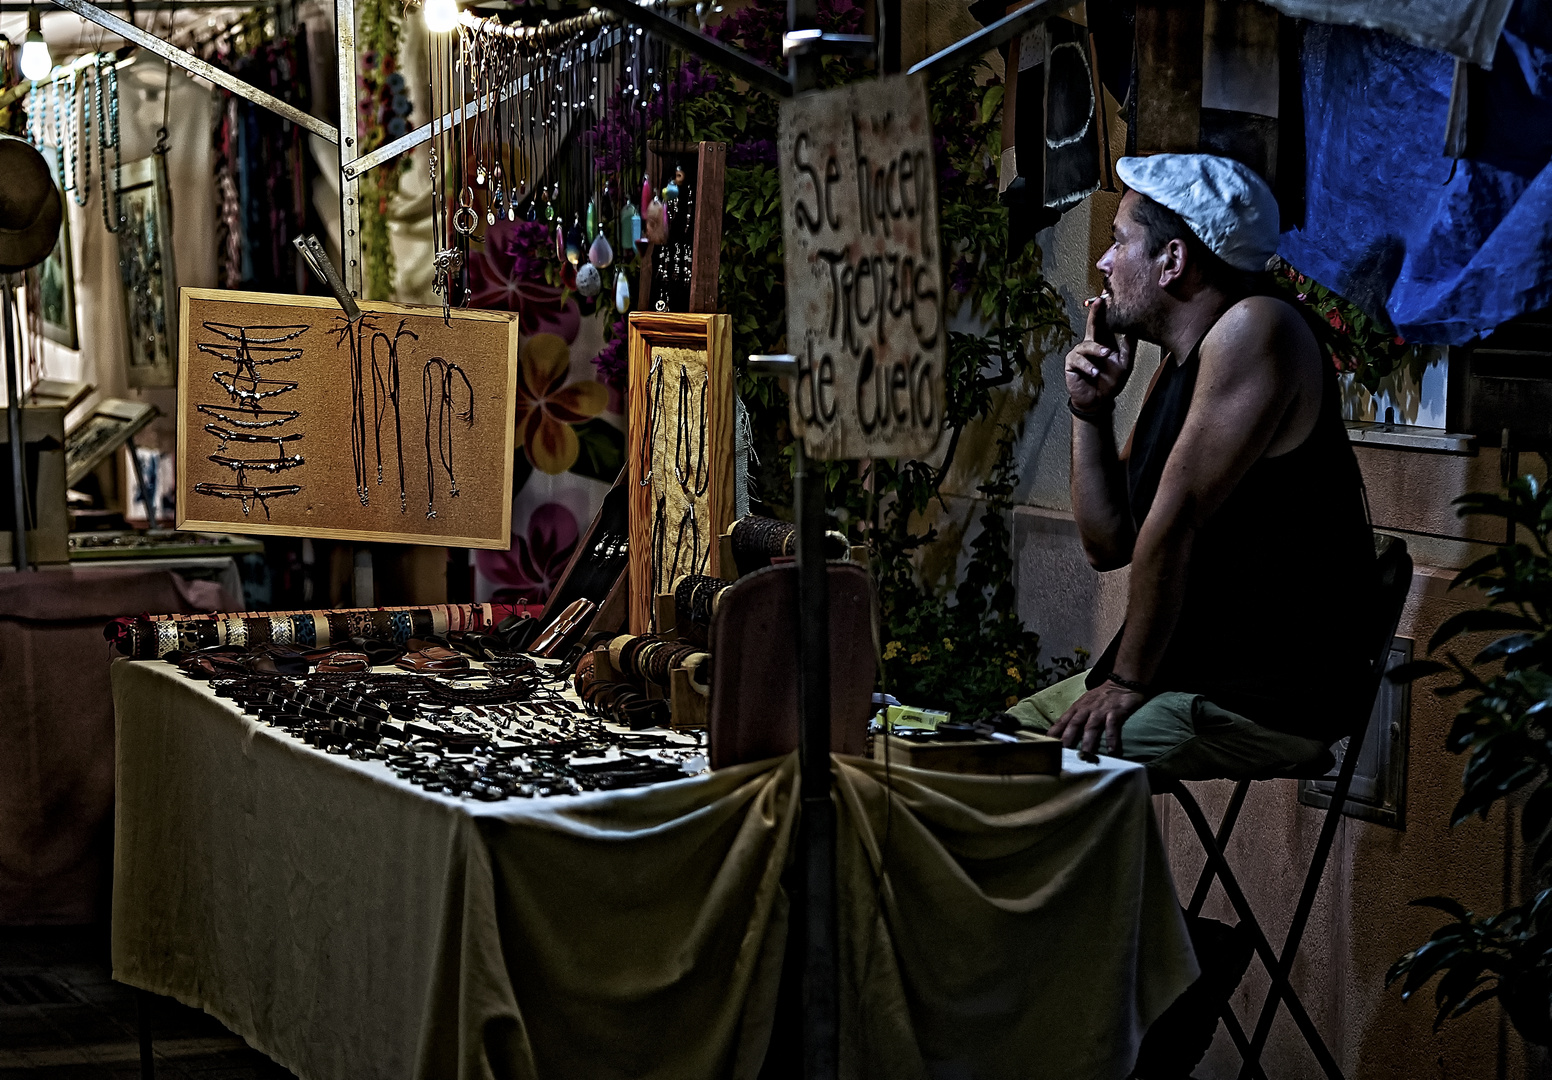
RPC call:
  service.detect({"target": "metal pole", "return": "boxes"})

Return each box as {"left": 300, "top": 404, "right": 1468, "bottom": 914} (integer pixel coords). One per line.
{"left": 3, "top": 285, "right": 29, "bottom": 572}
{"left": 45, "top": 0, "right": 339, "bottom": 143}
{"left": 793, "top": 443, "right": 837, "bottom": 1080}
{"left": 787, "top": 5, "right": 836, "bottom": 1076}
{"left": 906, "top": 0, "right": 1068, "bottom": 78}
{"left": 877, "top": 0, "right": 900, "bottom": 74}
{"left": 335, "top": 0, "right": 363, "bottom": 298}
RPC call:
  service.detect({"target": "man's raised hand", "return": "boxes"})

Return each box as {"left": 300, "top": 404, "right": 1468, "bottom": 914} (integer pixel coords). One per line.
{"left": 1065, "top": 296, "right": 1135, "bottom": 413}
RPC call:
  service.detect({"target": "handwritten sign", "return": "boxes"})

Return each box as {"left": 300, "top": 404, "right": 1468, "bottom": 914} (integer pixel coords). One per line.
{"left": 779, "top": 74, "right": 945, "bottom": 461}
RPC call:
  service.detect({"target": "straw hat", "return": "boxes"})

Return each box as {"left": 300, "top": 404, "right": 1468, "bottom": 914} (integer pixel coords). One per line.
{"left": 0, "top": 134, "right": 63, "bottom": 274}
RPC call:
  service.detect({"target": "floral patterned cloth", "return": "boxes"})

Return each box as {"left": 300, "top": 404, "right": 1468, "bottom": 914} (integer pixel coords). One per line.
{"left": 467, "top": 221, "right": 624, "bottom": 605}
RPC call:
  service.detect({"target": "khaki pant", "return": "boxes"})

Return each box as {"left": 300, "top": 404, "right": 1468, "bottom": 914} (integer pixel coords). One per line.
{"left": 1007, "top": 672, "right": 1330, "bottom": 787}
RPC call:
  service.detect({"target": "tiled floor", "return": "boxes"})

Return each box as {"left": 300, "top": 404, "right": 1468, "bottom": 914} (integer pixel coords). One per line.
{"left": 0, "top": 926, "right": 295, "bottom": 1079}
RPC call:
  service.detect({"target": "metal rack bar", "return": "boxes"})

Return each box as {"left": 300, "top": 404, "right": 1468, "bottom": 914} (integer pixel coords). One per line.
{"left": 591, "top": 0, "right": 791, "bottom": 97}
{"left": 907, "top": 0, "right": 1067, "bottom": 77}
{"left": 46, "top": 0, "right": 340, "bottom": 144}
{"left": 346, "top": 25, "right": 622, "bottom": 181}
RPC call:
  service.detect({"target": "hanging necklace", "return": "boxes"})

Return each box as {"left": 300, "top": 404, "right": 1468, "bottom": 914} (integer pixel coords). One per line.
{"left": 96, "top": 53, "right": 124, "bottom": 234}
{"left": 74, "top": 68, "right": 92, "bottom": 207}
{"left": 422, "top": 357, "right": 474, "bottom": 519}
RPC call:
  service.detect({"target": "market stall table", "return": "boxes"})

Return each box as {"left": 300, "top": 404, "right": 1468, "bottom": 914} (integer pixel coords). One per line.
{"left": 110, "top": 659, "right": 1197, "bottom": 1080}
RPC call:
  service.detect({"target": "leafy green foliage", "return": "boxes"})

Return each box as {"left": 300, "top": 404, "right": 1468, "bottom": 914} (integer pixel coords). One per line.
{"left": 876, "top": 432, "right": 1087, "bottom": 718}
{"left": 1272, "top": 262, "right": 1419, "bottom": 394}
{"left": 1387, "top": 458, "right": 1552, "bottom": 1045}
{"left": 616, "top": 4, "right": 1078, "bottom": 716}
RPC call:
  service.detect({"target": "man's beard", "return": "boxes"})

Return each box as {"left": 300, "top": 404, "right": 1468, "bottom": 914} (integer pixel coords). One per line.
{"left": 1102, "top": 283, "right": 1161, "bottom": 342}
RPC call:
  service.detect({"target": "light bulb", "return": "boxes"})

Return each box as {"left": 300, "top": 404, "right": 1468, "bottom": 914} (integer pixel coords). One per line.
{"left": 422, "top": 0, "right": 459, "bottom": 33}
{"left": 20, "top": 9, "right": 52, "bottom": 82}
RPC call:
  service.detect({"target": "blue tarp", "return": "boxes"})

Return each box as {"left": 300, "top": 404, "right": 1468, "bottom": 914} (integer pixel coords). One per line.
{"left": 1276, "top": 3, "right": 1552, "bottom": 345}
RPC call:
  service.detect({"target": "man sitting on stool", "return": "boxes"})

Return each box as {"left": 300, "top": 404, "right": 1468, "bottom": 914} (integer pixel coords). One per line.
{"left": 1009, "top": 153, "right": 1377, "bottom": 782}
{"left": 1006, "top": 154, "right": 1379, "bottom": 1080}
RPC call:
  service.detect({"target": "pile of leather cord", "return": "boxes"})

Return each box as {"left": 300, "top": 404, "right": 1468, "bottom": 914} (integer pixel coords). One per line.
{"left": 183, "top": 661, "right": 704, "bottom": 800}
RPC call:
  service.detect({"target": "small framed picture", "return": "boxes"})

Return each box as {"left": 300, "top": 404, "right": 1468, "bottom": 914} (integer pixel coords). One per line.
{"left": 117, "top": 155, "right": 179, "bottom": 387}
{"left": 625, "top": 310, "right": 735, "bottom": 634}
{"left": 40, "top": 156, "right": 79, "bottom": 349}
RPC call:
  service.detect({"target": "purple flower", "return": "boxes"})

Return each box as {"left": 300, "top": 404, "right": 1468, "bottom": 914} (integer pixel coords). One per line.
{"left": 591, "top": 321, "right": 628, "bottom": 390}
{"left": 950, "top": 257, "right": 976, "bottom": 294}
{"left": 730, "top": 139, "right": 778, "bottom": 167}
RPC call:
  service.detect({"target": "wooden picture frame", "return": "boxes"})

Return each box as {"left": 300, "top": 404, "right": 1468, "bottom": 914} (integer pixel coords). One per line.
{"left": 175, "top": 289, "right": 520, "bottom": 549}
{"left": 638, "top": 141, "right": 726, "bottom": 315}
{"left": 118, "top": 155, "right": 179, "bottom": 388}
{"left": 40, "top": 155, "right": 79, "bottom": 349}
{"left": 626, "top": 311, "right": 734, "bottom": 634}
{"left": 65, "top": 397, "right": 158, "bottom": 488}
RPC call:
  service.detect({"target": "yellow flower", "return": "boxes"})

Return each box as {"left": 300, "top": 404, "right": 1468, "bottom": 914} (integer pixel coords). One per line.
{"left": 941, "top": 638, "right": 954, "bottom": 652}
{"left": 1006, "top": 665, "right": 1021, "bottom": 682}
{"left": 882, "top": 640, "right": 903, "bottom": 661}
{"left": 514, "top": 333, "right": 608, "bottom": 474}
{"left": 1005, "top": 695, "right": 1019, "bottom": 707}
{"left": 909, "top": 648, "right": 930, "bottom": 665}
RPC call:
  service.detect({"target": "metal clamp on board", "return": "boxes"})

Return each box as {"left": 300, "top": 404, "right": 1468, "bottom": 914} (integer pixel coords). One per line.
{"left": 746, "top": 353, "right": 798, "bottom": 378}
{"left": 781, "top": 29, "right": 875, "bottom": 57}
{"left": 292, "top": 235, "right": 362, "bottom": 324}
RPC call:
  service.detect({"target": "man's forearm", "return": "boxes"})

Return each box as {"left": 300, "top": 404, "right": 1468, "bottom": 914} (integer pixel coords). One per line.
{"left": 1071, "top": 415, "right": 1135, "bottom": 568}
{"left": 1113, "top": 515, "right": 1194, "bottom": 685}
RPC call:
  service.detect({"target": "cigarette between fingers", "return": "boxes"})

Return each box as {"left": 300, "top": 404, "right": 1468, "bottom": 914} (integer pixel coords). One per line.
{"left": 1083, "top": 296, "right": 1101, "bottom": 308}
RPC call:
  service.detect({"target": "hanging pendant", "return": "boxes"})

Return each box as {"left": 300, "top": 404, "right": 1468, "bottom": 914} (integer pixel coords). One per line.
{"left": 641, "top": 174, "right": 653, "bottom": 215}
{"left": 576, "top": 262, "right": 603, "bottom": 298}
{"left": 589, "top": 232, "right": 614, "bottom": 269}
{"left": 555, "top": 223, "right": 566, "bottom": 261}
{"left": 644, "top": 196, "right": 669, "bottom": 245}
{"left": 565, "top": 222, "right": 584, "bottom": 266}
{"left": 615, "top": 270, "right": 631, "bottom": 314}
{"left": 586, "top": 200, "right": 597, "bottom": 236}
{"left": 476, "top": 165, "right": 487, "bottom": 186}
{"left": 620, "top": 204, "right": 642, "bottom": 251}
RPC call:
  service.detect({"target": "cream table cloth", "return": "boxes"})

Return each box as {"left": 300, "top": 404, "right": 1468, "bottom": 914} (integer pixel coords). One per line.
{"left": 111, "top": 658, "right": 1196, "bottom": 1080}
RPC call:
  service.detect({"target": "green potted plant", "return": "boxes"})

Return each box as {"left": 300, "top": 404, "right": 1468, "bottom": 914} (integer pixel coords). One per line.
{"left": 1387, "top": 460, "right": 1552, "bottom": 1045}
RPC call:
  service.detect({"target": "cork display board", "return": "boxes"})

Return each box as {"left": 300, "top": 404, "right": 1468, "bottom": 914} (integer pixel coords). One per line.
{"left": 176, "top": 289, "right": 519, "bottom": 548}
{"left": 626, "top": 312, "right": 734, "bottom": 634}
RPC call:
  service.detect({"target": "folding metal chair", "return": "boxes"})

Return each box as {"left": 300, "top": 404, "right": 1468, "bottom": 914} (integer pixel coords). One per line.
{"left": 1160, "top": 534, "right": 1413, "bottom": 1080}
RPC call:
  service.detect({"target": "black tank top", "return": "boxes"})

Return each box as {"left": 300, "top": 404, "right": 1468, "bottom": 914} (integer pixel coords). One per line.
{"left": 1089, "top": 305, "right": 1379, "bottom": 742}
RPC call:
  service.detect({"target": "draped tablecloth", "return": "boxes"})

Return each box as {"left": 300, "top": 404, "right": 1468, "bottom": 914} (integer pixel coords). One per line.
{"left": 0, "top": 564, "right": 233, "bottom": 924}
{"left": 111, "top": 659, "right": 1196, "bottom": 1080}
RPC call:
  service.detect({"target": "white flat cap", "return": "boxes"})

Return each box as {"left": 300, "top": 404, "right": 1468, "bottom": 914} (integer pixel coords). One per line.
{"left": 1116, "top": 154, "right": 1280, "bottom": 272}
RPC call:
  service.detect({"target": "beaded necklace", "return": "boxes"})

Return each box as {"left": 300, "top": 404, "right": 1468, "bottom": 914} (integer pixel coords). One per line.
{"left": 74, "top": 69, "right": 92, "bottom": 207}
{"left": 96, "top": 54, "right": 124, "bottom": 234}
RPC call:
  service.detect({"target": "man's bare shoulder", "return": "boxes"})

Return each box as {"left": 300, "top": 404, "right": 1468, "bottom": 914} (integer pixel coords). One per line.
{"left": 1199, "top": 294, "right": 1320, "bottom": 380}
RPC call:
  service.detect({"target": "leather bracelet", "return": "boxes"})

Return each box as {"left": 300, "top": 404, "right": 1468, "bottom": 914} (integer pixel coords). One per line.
{"left": 1105, "top": 672, "right": 1151, "bottom": 696}
{"left": 1068, "top": 397, "right": 1114, "bottom": 423}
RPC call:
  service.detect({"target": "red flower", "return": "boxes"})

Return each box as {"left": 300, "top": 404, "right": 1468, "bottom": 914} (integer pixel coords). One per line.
{"left": 1325, "top": 309, "right": 1349, "bottom": 334}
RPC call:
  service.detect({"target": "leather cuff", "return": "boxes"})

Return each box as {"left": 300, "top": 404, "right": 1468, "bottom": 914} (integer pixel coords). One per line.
{"left": 1068, "top": 397, "right": 1114, "bottom": 423}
